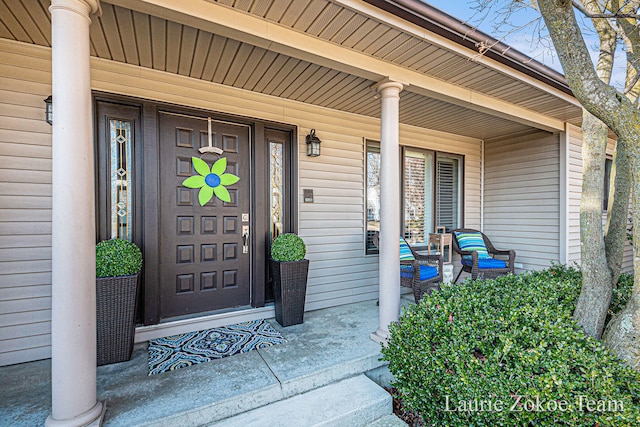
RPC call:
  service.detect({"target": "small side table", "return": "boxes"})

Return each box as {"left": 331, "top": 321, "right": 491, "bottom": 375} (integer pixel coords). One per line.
{"left": 428, "top": 232, "right": 452, "bottom": 264}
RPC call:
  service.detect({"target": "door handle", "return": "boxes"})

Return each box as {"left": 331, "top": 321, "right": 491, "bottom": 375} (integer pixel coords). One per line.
{"left": 242, "top": 225, "right": 249, "bottom": 254}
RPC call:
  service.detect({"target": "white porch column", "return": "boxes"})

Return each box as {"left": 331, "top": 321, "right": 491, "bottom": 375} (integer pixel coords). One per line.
{"left": 371, "top": 79, "right": 404, "bottom": 344}
{"left": 47, "top": 1, "right": 104, "bottom": 426}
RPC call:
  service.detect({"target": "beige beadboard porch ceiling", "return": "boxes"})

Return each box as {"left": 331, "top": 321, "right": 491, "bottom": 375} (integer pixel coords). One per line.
{"left": 0, "top": 0, "right": 582, "bottom": 139}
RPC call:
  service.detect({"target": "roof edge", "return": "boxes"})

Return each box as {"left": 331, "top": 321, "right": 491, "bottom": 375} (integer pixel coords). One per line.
{"left": 363, "top": 0, "right": 573, "bottom": 96}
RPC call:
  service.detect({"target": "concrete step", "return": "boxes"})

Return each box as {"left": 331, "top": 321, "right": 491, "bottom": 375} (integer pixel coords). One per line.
{"left": 1, "top": 301, "right": 394, "bottom": 427}
{"left": 369, "top": 414, "right": 408, "bottom": 426}
{"left": 98, "top": 301, "right": 389, "bottom": 427}
{"left": 210, "top": 375, "right": 392, "bottom": 427}
{"left": 130, "top": 352, "right": 386, "bottom": 427}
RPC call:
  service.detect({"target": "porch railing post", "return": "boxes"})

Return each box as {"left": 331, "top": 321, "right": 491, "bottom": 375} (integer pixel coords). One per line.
{"left": 47, "top": 0, "right": 104, "bottom": 426}
{"left": 371, "top": 79, "right": 404, "bottom": 344}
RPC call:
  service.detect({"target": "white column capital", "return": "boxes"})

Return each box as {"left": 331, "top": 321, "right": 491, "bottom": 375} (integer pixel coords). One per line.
{"left": 372, "top": 78, "right": 406, "bottom": 94}
{"left": 50, "top": 0, "right": 101, "bottom": 17}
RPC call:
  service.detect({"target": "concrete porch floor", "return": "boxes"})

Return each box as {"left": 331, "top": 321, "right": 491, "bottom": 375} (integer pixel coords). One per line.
{"left": 1, "top": 298, "right": 411, "bottom": 426}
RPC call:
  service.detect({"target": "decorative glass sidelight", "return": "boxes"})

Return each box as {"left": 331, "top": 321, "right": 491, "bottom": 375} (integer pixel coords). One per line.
{"left": 270, "top": 141, "right": 284, "bottom": 239}
{"left": 110, "top": 119, "right": 133, "bottom": 240}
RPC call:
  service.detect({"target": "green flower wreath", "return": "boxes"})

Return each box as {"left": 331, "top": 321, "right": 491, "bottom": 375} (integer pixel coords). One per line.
{"left": 182, "top": 157, "right": 239, "bottom": 206}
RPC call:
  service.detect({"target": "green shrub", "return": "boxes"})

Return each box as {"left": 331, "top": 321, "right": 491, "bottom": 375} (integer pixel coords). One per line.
{"left": 609, "top": 273, "right": 634, "bottom": 320}
{"left": 270, "top": 233, "right": 306, "bottom": 262}
{"left": 96, "top": 239, "right": 142, "bottom": 278}
{"left": 382, "top": 266, "right": 640, "bottom": 426}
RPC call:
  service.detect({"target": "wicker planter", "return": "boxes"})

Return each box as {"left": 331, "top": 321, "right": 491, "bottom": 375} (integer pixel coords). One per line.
{"left": 96, "top": 273, "right": 139, "bottom": 366}
{"left": 270, "top": 259, "right": 309, "bottom": 327}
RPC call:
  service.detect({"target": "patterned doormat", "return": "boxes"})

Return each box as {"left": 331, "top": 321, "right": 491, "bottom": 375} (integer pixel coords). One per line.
{"left": 148, "top": 319, "right": 287, "bottom": 375}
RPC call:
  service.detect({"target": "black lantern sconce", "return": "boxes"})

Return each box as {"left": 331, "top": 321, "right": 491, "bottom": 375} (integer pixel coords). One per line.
{"left": 44, "top": 95, "right": 53, "bottom": 125}
{"left": 305, "top": 129, "right": 321, "bottom": 157}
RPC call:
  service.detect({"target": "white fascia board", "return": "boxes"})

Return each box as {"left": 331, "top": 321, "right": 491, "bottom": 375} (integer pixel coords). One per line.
{"left": 336, "top": 0, "right": 580, "bottom": 108}
{"left": 107, "top": 0, "right": 566, "bottom": 131}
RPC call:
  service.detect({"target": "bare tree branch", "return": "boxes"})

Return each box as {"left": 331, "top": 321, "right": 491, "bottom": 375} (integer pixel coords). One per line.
{"left": 624, "top": 65, "right": 640, "bottom": 93}
{"left": 611, "top": 0, "right": 640, "bottom": 95}
{"left": 583, "top": 0, "right": 617, "bottom": 83}
{"left": 573, "top": 0, "right": 640, "bottom": 18}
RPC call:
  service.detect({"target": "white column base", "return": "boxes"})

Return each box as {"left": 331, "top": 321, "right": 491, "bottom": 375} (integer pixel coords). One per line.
{"left": 370, "top": 328, "right": 390, "bottom": 346}
{"left": 45, "top": 401, "right": 105, "bottom": 427}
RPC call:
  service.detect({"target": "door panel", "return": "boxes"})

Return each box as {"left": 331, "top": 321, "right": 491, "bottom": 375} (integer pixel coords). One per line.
{"left": 158, "top": 111, "right": 251, "bottom": 319}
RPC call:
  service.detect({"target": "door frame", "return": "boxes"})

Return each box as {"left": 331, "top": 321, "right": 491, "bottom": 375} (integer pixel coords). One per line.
{"left": 93, "top": 93, "right": 298, "bottom": 326}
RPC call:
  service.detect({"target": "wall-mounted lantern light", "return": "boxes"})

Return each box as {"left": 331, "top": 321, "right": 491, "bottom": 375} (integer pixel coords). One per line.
{"left": 305, "top": 129, "right": 321, "bottom": 157}
{"left": 44, "top": 95, "right": 53, "bottom": 125}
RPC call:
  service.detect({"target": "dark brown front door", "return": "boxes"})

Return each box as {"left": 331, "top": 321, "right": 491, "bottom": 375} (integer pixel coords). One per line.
{"left": 158, "top": 111, "right": 251, "bottom": 319}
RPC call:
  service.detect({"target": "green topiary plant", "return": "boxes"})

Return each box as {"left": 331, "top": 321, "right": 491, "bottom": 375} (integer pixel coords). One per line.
{"left": 270, "top": 233, "right": 306, "bottom": 262}
{"left": 382, "top": 265, "right": 640, "bottom": 427}
{"left": 96, "top": 239, "right": 143, "bottom": 278}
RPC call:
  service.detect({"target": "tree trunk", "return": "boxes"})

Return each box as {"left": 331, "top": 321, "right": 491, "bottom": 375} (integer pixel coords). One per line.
{"left": 538, "top": 0, "right": 640, "bottom": 367}
{"left": 537, "top": 1, "right": 638, "bottom": 129}
{"left": 570, "top": 0, "right": 616, "bottom": 339}
{"left": 602, "top": 146, "right": 640, "bottom": 370}
{"left": 604, "top": 137, "right": 632, "bottom": 285}
{"left": 574, "top": 109, "right": 612, "bottom": 339}
{"left": 604, "top": 0, "right": 637, "bottom": 284}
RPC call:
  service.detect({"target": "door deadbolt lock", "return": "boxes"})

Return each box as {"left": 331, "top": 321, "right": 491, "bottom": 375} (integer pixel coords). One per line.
{"left": 242, "top": 225, "right": 249, "bottom": 254}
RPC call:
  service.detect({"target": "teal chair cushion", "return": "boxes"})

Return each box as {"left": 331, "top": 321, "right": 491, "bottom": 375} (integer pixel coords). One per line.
{"left": 399, "top": 236, "right": 415, "bottom": 261}
{"left": 454, "top": 231, "right": 490, "bottom": 259}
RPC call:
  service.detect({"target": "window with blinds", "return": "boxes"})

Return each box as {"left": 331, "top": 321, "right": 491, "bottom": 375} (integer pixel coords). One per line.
{"left": 366, "top": 144, "right": 381, "bottom": 254}
{"left": 403, "top": 149, "right": 433, "bottom": 244}
{"left": 365, "top": 141, "right": 463, "bottom": 254}
{"left": 436, "top": 155, "right": 462, "bottom": 232}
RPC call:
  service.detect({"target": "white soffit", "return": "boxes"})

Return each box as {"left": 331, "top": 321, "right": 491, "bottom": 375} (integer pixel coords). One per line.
{"left": 0, "top": 0, "right": 582, "bottom": 138}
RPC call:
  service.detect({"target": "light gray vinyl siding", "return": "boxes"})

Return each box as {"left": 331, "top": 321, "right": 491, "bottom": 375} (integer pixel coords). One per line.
{"left": 0, "top": 40, "right": 52, "bottom": 366}
{"left": 297, "top": 109, "right": 482, "bottom": 310}
{"left": 1, "top": 40, "right": 484, "bottom": 365}
{"left": 296, "top": 115, "right": 381, "bottom": 310}
{"left": 567, "top": 125, "right": 583, "bottom": 265}
{"left": 604, "top": 138, "right": 634, "bottom": 273}
{"left": 483, "top": 132, "right": 560, "bottom": 272}
{"left": 566, "top": 124, "right": 633, "bottom": 273}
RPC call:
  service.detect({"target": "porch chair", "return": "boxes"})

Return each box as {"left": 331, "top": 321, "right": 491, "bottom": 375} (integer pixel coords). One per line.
{"left": 373, "top": 233, "right": 443, "bottom": 303}
{"left": 451, "top": 228, "right": 515, "bottom": 283}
